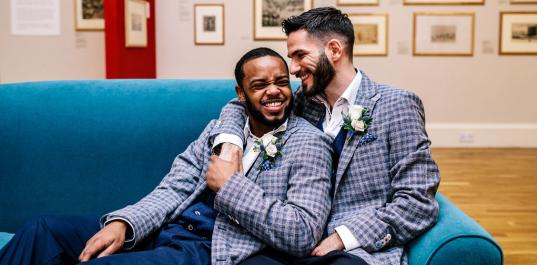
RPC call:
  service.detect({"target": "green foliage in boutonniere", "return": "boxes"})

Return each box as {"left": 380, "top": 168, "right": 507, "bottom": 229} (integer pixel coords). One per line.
{"left": 254, "top": 134, "right": 283, "bottom": 171}
{"left": 341, "top": 105, "right": 373, "bottom": 143}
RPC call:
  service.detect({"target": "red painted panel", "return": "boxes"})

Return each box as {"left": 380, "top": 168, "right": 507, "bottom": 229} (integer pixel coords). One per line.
{"left": 104, "top": 0, "right": 156, "bottom": 78}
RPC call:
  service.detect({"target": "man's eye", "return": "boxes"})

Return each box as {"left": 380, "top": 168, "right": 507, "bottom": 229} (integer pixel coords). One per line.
{"left": 276, "top": 80, "right": 290, "bottom": 86}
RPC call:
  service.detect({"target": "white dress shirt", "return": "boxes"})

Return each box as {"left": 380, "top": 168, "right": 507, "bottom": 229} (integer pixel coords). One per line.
{"left": 213, "top": 70, "right": 363, "bottom": 252}
{"left": 242, "top": 118, "right": 288, "bottom": 174}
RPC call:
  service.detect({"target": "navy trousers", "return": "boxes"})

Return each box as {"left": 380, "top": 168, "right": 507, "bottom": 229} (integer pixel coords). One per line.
{"left": 0, "top": 216, "right": 211, "bottom": 265}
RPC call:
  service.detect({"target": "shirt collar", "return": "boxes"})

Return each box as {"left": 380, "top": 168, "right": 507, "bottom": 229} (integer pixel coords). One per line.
{"left": 243, "top": 117, "right": 289, "bottom": 141}
{"left": 313, "top": 68, "right": 362, "bottom": 107}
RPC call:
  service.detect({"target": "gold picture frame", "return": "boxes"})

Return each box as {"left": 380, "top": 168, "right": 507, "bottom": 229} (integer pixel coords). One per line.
{"left": 253, "top": 0, "right": 313, "bottom": 41}
{"left": 194, "top": 4, "right": 225, "bottom": 45}
{"left": 413, "top": 12, "right": 475, "bottom": 56}
{"left": 499, "top": 11, "right": 537, "bottom": 55}
{"left": 337, "top": 0, "right": 379, "bottom": 6}
{"left": 348, "top": 13, "right": 388, "bottom": 56}
{"left": 75, "top": 0, "right": 105, "bottom": 31}
{"left": 510, "top": 0, "right": 537, "bottom": 4}
{"left": 124, "top": 0, "right": 148, "bottom": 48}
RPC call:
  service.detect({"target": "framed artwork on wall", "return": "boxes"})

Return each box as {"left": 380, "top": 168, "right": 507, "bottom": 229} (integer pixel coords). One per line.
{"left": 124, "top": 0, "right": 148, "bottom": 47}
{"left": 75, "top": 0, "right": 105, "bottom": 31}
{"left": 413, "top": 12, "right": 474, "bottom": 56}
{"left": 404, "top": 0, "right": 483, "bottom": 5}
{"left": 499, "top": 11, "right": 537, "bottom": 55}
{"left": 337, "top": 0, "right": 379, "bottom": 6}
{"left": 194, "top": 4, "right": 225, "bottom": 45}
{"left": 348, "top": 14, "right": 388, "bottom": 56}
{"left": 254, "top": 0, "right": 313, "bottom": 41}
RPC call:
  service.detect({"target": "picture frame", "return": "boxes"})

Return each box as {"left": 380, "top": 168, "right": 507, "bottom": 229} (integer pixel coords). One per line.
{"left": 254, "top": 0, "right": 313, "bottom": 41}
{"left": 337, "top": 0, "right": 379, "bottom": 6}
{"left": 500, "top": 11, "right": 537, "bottom": 55}
{"left": 413, "top": 12, "right": 475, "bottom": 56}
{"left": 348, "top": 13, "right": 388, "bottom": 56}
{"left": 404, "top": 0, "right": 483, "bottom": 5}
{"left": 75, "top": 0, "right": 105, "bottom": 31}
{"left": 124, "top": 0, "right": 148, "bottom": 48}
{"left": 194, "top": 4, "right": 225, "bottom": 45}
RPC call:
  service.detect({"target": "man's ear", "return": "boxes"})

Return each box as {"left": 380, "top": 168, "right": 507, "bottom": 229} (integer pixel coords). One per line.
{"left": 235, "top": 85, "right": 246, "bottom": 102}
{"left": 326, "top": 39, "right": 344, "bottom": 62}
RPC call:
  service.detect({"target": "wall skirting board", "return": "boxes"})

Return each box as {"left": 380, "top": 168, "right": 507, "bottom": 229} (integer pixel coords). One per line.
{"left": 426, "top": 123, "right": 537, "bottom": 148}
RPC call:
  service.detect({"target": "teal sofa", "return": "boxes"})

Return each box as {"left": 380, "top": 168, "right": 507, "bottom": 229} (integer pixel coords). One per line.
{"left": 0, "top": 80, "right": 503, "bottom": 264}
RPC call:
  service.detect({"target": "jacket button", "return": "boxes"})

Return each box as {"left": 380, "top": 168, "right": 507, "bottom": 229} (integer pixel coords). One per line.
{"left": 195, "top": 211, "right": 201, "bottom": 216}
{"left": 187, "top": 224, "right": 194, "bottom": 231}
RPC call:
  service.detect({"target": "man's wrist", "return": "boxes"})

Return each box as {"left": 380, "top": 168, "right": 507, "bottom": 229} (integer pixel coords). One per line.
{"left": 334, "top": 225, "right": 361, "bottom": 251}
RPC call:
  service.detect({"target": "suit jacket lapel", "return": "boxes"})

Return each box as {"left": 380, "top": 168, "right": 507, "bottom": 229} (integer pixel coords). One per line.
{"left": 246, "top": 114, "right": 300, "bottom": 183}
{"left": 334, "top": 72, "right": 381, "bottom": 192}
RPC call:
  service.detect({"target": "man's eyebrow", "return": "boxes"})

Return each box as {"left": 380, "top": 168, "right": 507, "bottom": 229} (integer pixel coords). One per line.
{"left": 248, "top": 78, "right": 267, "bottom": 85}
{"left": 288, "top": 49, "right": 304, "bottom": 58}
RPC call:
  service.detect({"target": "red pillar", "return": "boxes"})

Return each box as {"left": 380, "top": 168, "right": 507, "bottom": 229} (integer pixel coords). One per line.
{"left": 104, "top": 0, "right": 156, "bottom": 78}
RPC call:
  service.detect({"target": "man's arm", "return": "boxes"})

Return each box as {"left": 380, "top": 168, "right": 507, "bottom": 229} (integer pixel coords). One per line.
{"left": 214, "top": 131, "right": 334, "bottom": 257}
{"left": 338, "top": 91, "right": 440, "bottom": 252}
{"left": 212, "top": 98, "right": 247, "bottom": 153}
{"left": 97, "top": 120, "right": 218, "bottom": 249}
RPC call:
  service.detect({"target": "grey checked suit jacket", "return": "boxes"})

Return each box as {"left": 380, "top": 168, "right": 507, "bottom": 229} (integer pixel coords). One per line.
{"left": 101, "top": 114, "right": 333, "bottom": 265}
{"left": 215, "top": 72, "right": 440, "bottom": 265}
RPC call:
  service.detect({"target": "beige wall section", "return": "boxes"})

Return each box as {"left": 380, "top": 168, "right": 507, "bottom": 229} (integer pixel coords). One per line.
{"left": 156, "top": 0, "right": 537, "bottom": 147}
{"left": 0, "top": 0, "right": 105, "bottom": 83}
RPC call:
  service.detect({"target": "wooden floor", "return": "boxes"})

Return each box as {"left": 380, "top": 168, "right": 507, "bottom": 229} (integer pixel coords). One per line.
{"left": 433, "top": 148, "right": 537, "bottom": 265}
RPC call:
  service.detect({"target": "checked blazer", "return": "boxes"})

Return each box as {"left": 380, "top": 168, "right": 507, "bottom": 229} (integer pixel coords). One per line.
{"left": 215, "top": 71, "right": 440, "bottom": 265}
{"left": 102, "top": 114, "right": 334, "bottom": 265}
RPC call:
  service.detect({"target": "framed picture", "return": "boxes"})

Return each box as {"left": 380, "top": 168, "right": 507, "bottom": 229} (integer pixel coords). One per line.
{"left": 124, "top": 0, "right": 148, "bottom": 47}
{"left": 337, "top": 0, "right": 379, "bottom": 6}
{"left": 413, "top": 12, "right": 474, "bottom": 56}
{"left": 500, "top": 12, "right": 537, "bottom": 55}
{"left": 194, "top": 4, "right": 225, "bottom": 45}
{"left": 349, "top": 14, "right": 388, "bottom": 56}
{"left": 75, "top": 0, "right": 104, "bottom": 31}
{"left": 254, "top": 0, "right": 313, "bottom": 41}
{"left": 404, "top": 0, "right": 483, "bottom": 5}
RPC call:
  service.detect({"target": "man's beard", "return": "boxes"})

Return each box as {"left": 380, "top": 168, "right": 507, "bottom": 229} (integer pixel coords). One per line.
{"left": 244, "top": 94, "right": 294, "bottom": 128}
{"left": 301, "top": 52, "right": 335, "bottom": 97}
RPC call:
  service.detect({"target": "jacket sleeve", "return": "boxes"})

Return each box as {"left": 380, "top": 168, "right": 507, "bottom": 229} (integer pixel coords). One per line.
{"left": 211, "top": 98, "right": 247, "bottom": 145}
{"left": 340, "top": 91, "right": 440, "bottom": 252}
{"left": 100, "top": 120, "right": 217, "bottom": 248}
{"left": 213, "top": 131, "right": 334, "bottom": 257}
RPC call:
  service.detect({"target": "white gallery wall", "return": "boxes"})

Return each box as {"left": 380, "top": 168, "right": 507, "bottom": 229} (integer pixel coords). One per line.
{"left": 0, "top": 0, "right": 105, "bottom": 83}
{"left": 0, "top": 1, "right": 535, "bottom": 147}
{"left": 156, "top": 0, "right": 537, "bottom": 147}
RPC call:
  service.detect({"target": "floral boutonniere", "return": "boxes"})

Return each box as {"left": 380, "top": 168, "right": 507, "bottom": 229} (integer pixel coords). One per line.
{"left": 254, "top": 134, "right": 283, "bottom": 171}
{"left": 341, "top": 105, "right": 373, "bottom": 143}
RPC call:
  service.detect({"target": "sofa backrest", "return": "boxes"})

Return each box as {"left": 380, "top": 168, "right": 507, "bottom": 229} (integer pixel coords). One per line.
{"left": 0, "top": 79, "right": 256, "bottom": 232}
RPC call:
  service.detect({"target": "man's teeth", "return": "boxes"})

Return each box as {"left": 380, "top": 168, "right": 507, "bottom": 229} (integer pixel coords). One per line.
{"left": 264, "top": 102, "right": 282, "bottom": 107}
{"left": 300, "top": 74, "right": 310, "bottom": 80}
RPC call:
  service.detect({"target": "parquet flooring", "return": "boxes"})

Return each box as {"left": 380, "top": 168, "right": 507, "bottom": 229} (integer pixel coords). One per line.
{"left": 433, "top": 148, "right": 537, "bottom": 265}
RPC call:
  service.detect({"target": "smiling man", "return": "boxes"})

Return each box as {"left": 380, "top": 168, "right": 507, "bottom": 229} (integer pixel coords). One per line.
{"left": 213, "top": 7, "right": 440, "bottom": 265}
{"left": 0, "top": 48, "right": 333, "bottom": 265}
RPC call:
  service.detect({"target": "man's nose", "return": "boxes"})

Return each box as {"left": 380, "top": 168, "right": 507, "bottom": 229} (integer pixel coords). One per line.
{"left": 265, "top": 83, "right": 281, "bottom": 96}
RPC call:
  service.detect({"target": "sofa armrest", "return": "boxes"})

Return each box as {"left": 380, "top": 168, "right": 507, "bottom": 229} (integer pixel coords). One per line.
{"left": 407, "top": 193, "right": 503, "bottom": 265}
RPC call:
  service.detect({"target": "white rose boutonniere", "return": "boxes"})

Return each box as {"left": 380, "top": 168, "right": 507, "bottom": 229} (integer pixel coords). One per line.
{"left": 254, "top": 134, "right": 283, "bottom": 171}
{"left": 342, "top": 104, "right": 373, "bottom": 143}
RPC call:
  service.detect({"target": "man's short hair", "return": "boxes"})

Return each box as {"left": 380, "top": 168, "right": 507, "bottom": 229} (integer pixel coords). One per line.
{"left": 282, "top": 7, "right": 354, "bottom": 59}
{"left": 234, "top": 47, "right": 289, "bottom": 88}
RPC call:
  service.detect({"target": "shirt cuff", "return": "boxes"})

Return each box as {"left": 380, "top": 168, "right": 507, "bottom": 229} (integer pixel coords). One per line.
{"left": 335, "top": 225, "right": 361, "bottom": 251}
{"left": 105, "top": 217, "right": 135, "bottom": 246}
{"left": 212, "top": 133, "right": 244, "bottom": 151}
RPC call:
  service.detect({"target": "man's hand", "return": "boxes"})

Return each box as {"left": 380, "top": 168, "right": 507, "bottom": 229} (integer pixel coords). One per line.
{"left": 218, "top": 143, "right": 244, "bottom": 174}
{"left": 206, "top": 150, "right": 241, "bottom": 192}
{"left": 311, "top": 232, "right": 345, "bottom": 256}
{"left": 78, "top": 220, "right": 127, "bottom": 262}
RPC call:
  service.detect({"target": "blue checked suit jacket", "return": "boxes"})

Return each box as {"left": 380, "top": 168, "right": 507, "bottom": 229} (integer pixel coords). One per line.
{"left": 214, "top": 72, "right": 440, "bottom": 265}
{"left": 101, "top": 114, "right": 333, "bottom": 265}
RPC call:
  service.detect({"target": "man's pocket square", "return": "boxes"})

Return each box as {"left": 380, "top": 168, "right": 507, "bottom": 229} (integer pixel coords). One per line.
{"left": 358, "top": 133, "right": 377, "bottom": 146}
